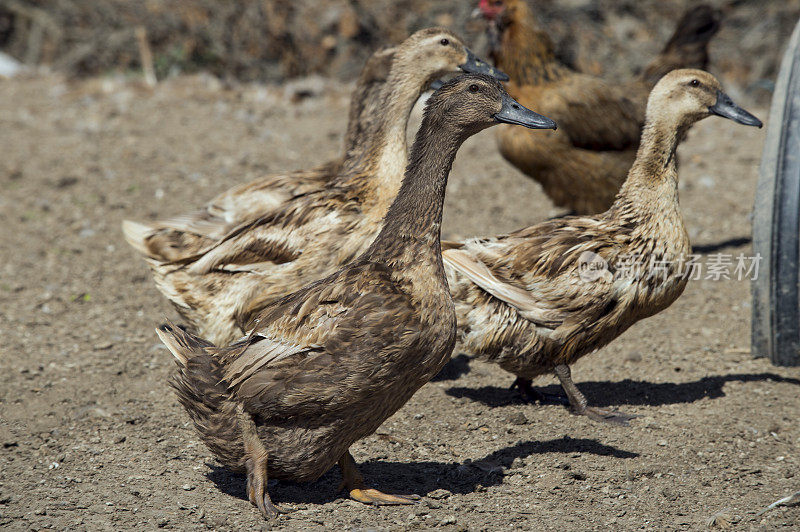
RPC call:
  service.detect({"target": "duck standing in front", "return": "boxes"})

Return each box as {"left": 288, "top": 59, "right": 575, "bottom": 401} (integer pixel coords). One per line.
{"left": 157, "top": 74, "right": 556, "bottom": 519}
{"left": 444, "top": 70, "right": 761, "bottom": 424}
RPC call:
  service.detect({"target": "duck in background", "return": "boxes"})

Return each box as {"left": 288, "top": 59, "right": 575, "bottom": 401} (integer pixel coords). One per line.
{"left": 477, "top": 0, "right": 720, "bottom": 214}
{"left": 157, "top": 75, "right": 556, "bottom": 519}
{"left": 122, "top": 48, "right": 394, "bottom": 263}
{"left": 124, "top": 28, "right": 507, "bottom": 345}
{"left": 443, "top": 70, "right": 761, "bottom": 424}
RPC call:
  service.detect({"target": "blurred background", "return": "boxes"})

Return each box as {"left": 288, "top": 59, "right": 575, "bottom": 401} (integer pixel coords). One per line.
{"left": 1, "top": 0, "right": 798, "bottom": 103}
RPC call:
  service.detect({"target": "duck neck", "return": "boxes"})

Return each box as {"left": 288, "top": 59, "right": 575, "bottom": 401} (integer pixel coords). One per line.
{"left": 612, "top": 118, "right": 685, "bottom": 221}
{"left": 365, "top": 114, "right": 464, "bottom": 263}
{"left": 346, "top": 68, "right": 424, "bottom": 196}
{"left": 493, "top": 8, "right": 565, "bottom": 84}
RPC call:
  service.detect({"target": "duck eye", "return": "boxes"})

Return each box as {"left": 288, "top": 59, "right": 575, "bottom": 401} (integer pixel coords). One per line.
{"left": 469, "top": 84, "right": 479, "bottom": 93}
{"left": 440, "top": 38, "right": 449, "bottom": 46}
{"left": 690, "top": 79, "right": 700, "bottom": 87}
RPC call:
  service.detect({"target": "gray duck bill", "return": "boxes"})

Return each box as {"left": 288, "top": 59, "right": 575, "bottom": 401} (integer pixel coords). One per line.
{"left": 460, "top": 48, "right": 509, "bottom": 82}
{"left": 709, "top": 90, "right": 763, "bottom": 128}
{"left": 495, "top": 92, "right": 557, "bottom": 130}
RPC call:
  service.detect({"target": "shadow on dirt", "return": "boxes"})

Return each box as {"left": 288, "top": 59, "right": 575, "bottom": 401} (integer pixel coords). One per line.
{"left": 693, "top": 236, "right": 752, "bottom": 253}
{"left": 205, "top": 436, "right": 637, "bottom": 506}
{"left": 445, "top": 372, "right": 800, "bottom": 408}
{"left": 432, "top": 353, "right": 472, "bottom": 382}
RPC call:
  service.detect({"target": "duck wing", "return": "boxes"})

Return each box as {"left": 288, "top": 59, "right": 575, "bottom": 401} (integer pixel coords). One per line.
{"left": 444, "top": 247, "right": 565, "bottom": 328}
{"left": 216, "top": 261, "right": 418, "bottom": 415}
{"left": 446, "top": 218, "right": 626, "bottom": 339}
{"left": 171, "top": 184, "right": 353, "bottom": 275}
{"left": 204, "top": 162, "right": 339, "bottom": 231}
{"left": 126, "top": 163, "right": 338, "bottom": 263}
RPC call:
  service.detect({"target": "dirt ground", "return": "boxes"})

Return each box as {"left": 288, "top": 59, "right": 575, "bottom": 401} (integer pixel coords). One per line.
{"left": 0, "top": 72, "right": 798, "bottom": 531}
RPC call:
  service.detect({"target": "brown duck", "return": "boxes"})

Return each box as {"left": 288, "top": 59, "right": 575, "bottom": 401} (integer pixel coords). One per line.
{"left": 124, "top": 28, "right": 507, "bottom": 345}
{"left": 443, "top": 70, "right": 761, "bottom": 424}
{"left": 477, "top": 0, "right": 721, "bottom": 213}
{"left": 121, "top": 46, "right": 382, "bottom": 261}
{"left": 157, "top": 74, "right": 556, "bottom": 519}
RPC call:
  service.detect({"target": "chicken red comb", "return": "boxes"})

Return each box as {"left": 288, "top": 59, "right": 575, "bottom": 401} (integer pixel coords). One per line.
{"left": 478, "top": 0, "right": 505, "bottom": 20}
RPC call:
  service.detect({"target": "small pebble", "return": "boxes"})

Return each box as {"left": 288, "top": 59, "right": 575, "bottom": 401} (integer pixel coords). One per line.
{"left": 439, "top": 515, "right": 456, "bottom": 526}
{"left": 428, "top": 488, "right": 452, "bottom": 500}
{"left": 182, "top": 484, "right": 194, "bottom": 491}
{"left": 507, "top": 412, "right": 528, "bottom": 425}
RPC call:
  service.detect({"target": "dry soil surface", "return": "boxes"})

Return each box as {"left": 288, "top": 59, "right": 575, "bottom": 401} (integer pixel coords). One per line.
{"left": 0, "top": 73, "right": 798, "bottom": 531}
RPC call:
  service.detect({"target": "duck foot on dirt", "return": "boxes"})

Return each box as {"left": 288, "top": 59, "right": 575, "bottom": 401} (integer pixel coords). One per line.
{"left": 339, "top": 451, "right": 420, "bottom": 506}
{"left": 245, "top": 454, "right": 283, "bottom": 519}
{"left": 510, "top": 377, "right": 570, "bottom": 405}
{"left": 240, "top": 407, "right": 286, "bottom": 519}
{"left": 553, "top": 364, "right": 637, "bottom": 426}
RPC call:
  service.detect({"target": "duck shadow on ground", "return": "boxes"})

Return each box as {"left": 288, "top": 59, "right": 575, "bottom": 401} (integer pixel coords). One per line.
{"left": 692, "top": 236, "right": 751, "bottom": 254}
{"left": 431, "top": 353, "right": 472, "bottom": 382}
{"left": 445, "top": 372, "right": 800, "bottom": 409}
{"left": 206, "top": 436, "right": 637, "bottom": 506}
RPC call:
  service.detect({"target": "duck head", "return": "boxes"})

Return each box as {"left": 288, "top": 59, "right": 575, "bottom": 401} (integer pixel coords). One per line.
{"left": 427, "top": 74, "right": 556, "bottom": 136}
{"left": 647, "top": 69, "right": 763, "bottom": 130}
{"left": 397, "top": 27, "right": 508, "bottom": 85}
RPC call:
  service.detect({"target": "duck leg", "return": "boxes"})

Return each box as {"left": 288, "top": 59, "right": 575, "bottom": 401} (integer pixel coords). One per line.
{"left": 238, "top": 406, "right": 283, "bottom": 519}
{"left": 553, "top": 365, "right": 636, "bottom": 426}
{"left": 510, "top": 377, "right": 570, "bottom": 405}
{"left": 338, "top": 450, "right": 420, "bottom": 506}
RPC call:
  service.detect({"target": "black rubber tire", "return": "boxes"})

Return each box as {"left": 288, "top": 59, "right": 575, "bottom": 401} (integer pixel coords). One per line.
{"left": 752, "top": 18, "right": 800, "bottom": 366}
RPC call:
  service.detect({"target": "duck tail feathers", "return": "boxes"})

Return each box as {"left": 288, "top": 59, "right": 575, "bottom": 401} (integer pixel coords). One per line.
{"left": 122, "top": 220, "right": 156, "bottom": 258}
{"left": 157, "top": 321, "right": 247, "bottom": 471}
{"left": 156, "top": 320, "right": 214, "bottom": 367}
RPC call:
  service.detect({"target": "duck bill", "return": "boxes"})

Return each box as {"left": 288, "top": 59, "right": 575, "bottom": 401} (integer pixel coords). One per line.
{"left": 460, "top": 48, "right": 509, "bottom": 82}
{"left": 709, "top": 90, "right": 763, "bottom": 128}
{"left": 494, "top": 92, "right": 557, "bottom": 130}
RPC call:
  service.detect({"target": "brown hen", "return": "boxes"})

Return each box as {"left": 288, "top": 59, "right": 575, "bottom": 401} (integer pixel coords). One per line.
{"left": 478, "top": 0, "right": 720, "bottom": 213}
